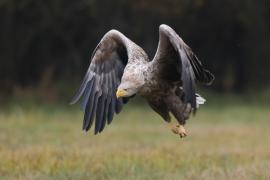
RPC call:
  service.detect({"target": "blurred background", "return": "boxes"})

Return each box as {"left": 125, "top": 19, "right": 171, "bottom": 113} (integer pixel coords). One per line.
{"left": 0, "top": 0, "right": 270, "bottom": 179}
{"left": 0, "top": 0, "right": 269, "bottom": 103}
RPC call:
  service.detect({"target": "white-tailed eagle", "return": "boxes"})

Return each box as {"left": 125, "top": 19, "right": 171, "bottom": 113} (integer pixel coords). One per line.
{"left": 71, "top": 24, "right": 214, "bottom": 138}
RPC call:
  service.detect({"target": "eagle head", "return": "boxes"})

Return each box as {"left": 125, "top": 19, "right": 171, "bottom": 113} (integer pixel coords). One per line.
{"left": 116, "top": 68, "right": 145, "bottom": 98}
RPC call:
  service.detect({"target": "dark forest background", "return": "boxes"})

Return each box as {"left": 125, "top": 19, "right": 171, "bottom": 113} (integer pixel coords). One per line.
{"left": 0, "top": 0, "right": 269, "bottom": 102}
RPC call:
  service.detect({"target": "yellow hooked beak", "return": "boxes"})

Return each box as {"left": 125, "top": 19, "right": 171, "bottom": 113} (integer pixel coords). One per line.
{"left": 116, "top": 89, "right": 127, "bottom": 98}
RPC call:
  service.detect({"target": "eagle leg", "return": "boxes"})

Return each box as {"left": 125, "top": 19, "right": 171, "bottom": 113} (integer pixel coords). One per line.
{"left": 168, "top": 103, "right": 191, "bottom": 138}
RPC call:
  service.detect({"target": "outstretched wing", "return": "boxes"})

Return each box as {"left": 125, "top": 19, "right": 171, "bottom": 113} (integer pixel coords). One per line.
{"left": 71, "top": 30, "right": 140, "bottom": 134}
{"left": 152, "top": 24, "right": 214, "bottom": 111}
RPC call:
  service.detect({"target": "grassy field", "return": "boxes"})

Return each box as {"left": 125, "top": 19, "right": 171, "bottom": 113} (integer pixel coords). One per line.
{"left": 0, "top": 96, "right": 270, "bottom": 180}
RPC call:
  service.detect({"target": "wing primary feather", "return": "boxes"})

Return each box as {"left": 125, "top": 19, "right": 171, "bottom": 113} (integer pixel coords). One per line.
{"left": 80, "top": 79, "right": 94, "bottom": 111}
{"left": 105, "top": 68, "right": 114, "bottom": 125}
{"left": 99, "top": 73, "right": 110, "bottom": 132}
{"left": 83, "top": 79, "right": 100, "bottom": 131}
{"left": 82, "top": 95, "right": 91, "bottom": 131}
{"left": 180, "top": 50, "right": 197, "bottom": 111}
{"left": 107, "top": 99, "right": 114, "bottom": 124}
{"left": 99, "top": 97, "right": 109, "bottom": 133}
{"left": 107, "top": 68, "right": 117, "bottom": 124}
{"left": 94, "top": 72, "right": 105, "bottom": 134}
{"left": 95, "top": 94, "right": 105, "bottom": 134}
{"left": 81, "top": 79, "right": 95, "bottom": 130}
{"left": 70, "top": 71, "right": 93, "bottom": 104}
{"left": 95, "top": 71, "right": 105, "bottom": 134}
{"left": 183, "top": 47, "right": 214, "bottom": 85}
{"left": 85, "top": 91, "right": 99, "bottom": 131}
{"left": 83, "top": 88, "right": 97, "bottom": 131}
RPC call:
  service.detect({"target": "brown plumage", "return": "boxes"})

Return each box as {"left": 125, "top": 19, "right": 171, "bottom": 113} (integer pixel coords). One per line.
{"left": 71, "top": 24, "right": 214, "bottom": 137}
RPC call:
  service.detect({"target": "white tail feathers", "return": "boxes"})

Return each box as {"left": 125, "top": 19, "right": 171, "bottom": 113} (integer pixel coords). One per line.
{"left": 196, "top": 94, "right": 206, "bottom": 108}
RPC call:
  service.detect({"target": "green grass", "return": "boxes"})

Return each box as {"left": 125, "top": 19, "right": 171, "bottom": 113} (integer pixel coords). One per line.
{"left": 0, "top": 98, "right": 270, "bottom": 180}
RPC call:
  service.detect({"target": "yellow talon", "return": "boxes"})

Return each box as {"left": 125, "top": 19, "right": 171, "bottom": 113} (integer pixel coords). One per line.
{"left": 178, "top": 125, "right": 187, "bottom": 138}
{"left": 169, "top": 123, "right": 187, "bottom": 138}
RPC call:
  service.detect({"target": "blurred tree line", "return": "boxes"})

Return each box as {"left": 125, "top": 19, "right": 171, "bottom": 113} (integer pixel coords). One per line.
{"left": 0, "top": 0, "right": 269, "bottom": 97}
